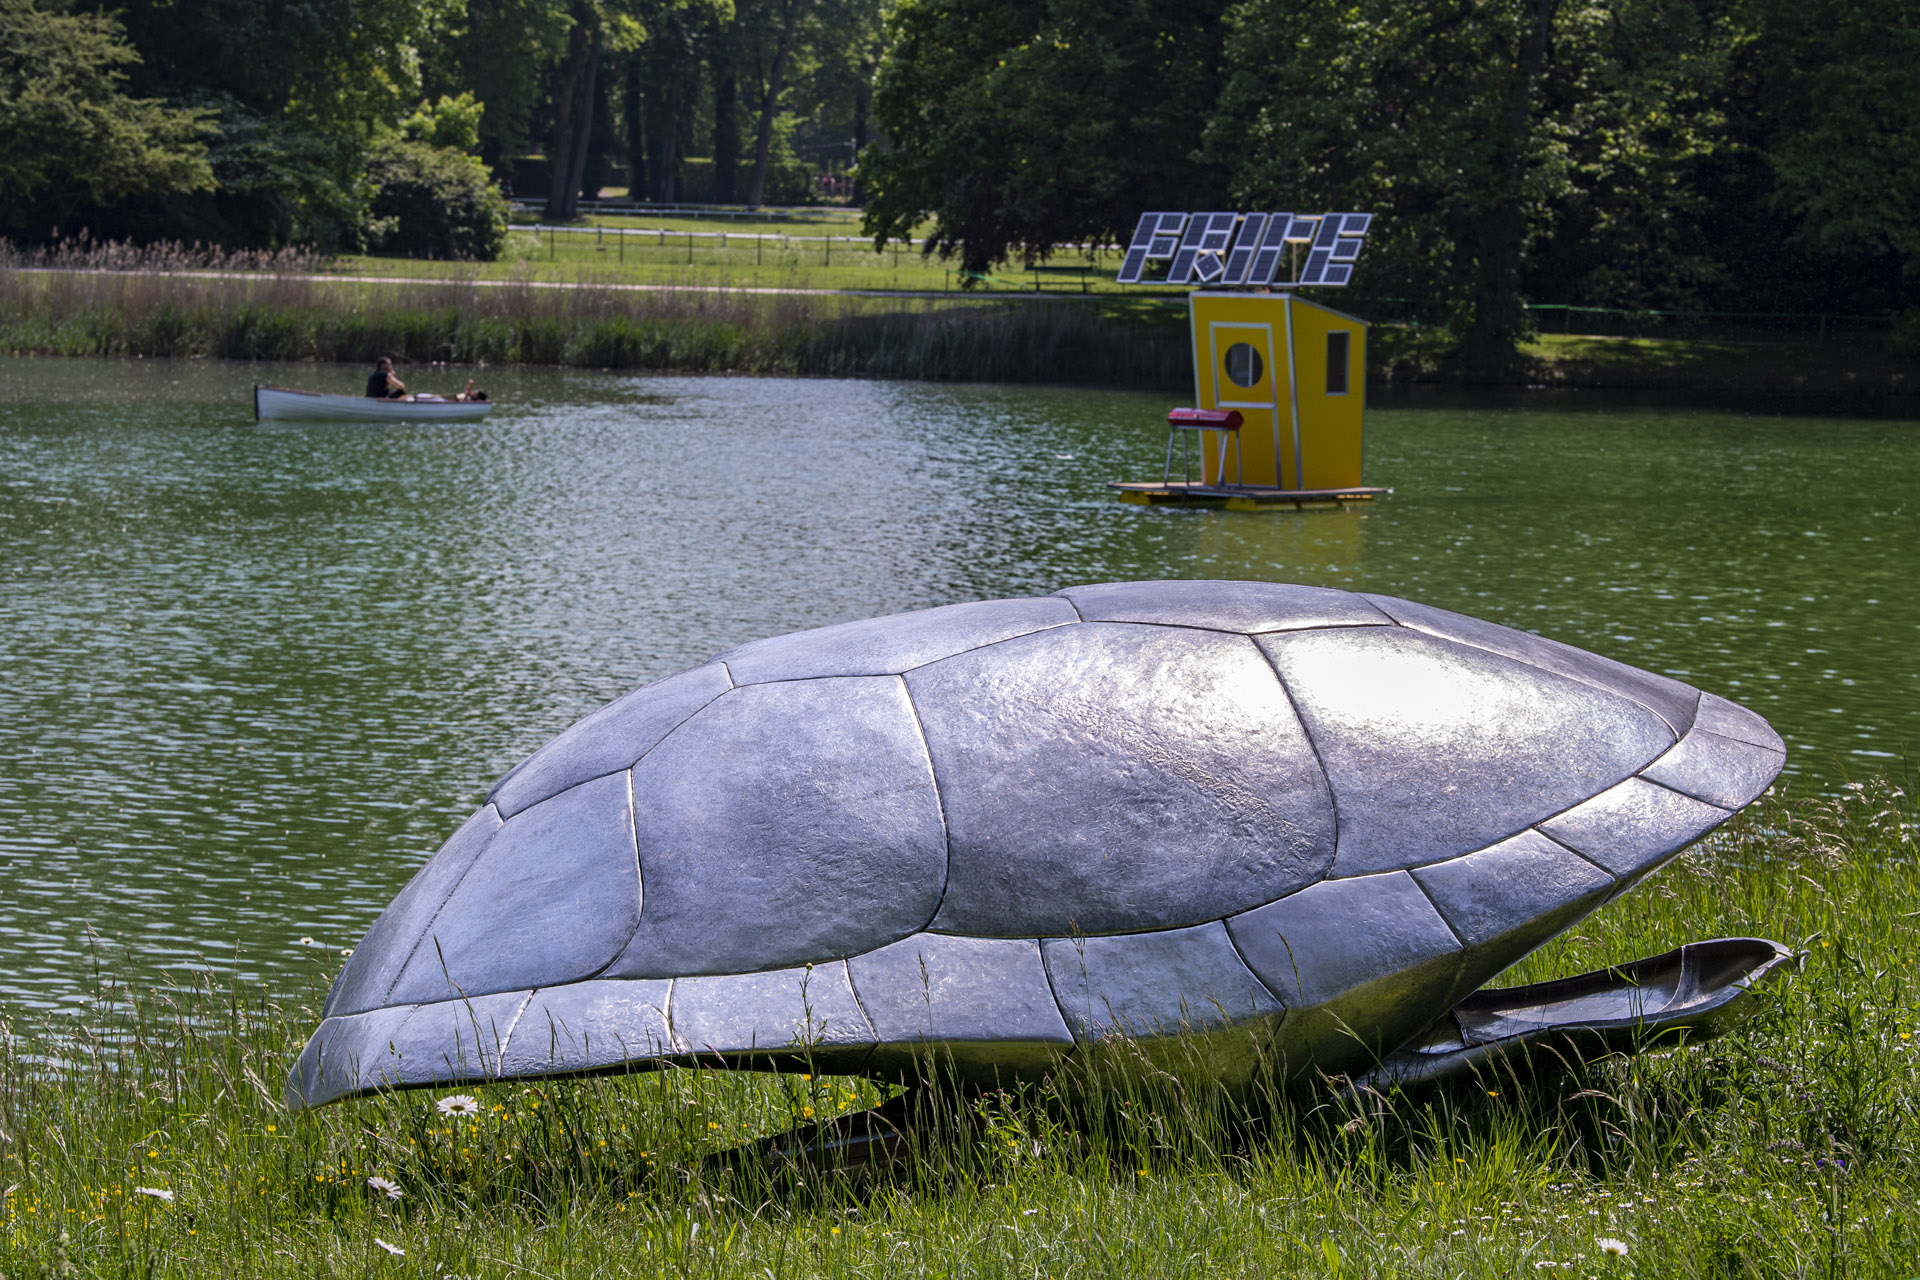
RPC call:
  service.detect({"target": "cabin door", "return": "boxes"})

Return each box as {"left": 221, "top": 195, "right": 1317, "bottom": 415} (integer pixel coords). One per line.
{"left": 1204, "top": 322, "right": 1285, "bottom": 487}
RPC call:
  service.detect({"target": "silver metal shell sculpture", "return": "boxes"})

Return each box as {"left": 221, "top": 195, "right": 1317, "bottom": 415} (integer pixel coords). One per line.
{"left": 287, "top": 581, "right": 1788, "bottom": 1109}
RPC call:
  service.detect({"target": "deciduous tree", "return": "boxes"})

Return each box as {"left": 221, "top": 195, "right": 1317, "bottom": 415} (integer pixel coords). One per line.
{"left": 862, "top": 0, "right": 1231, "bottom": 275}
{"left": 0, "top": 0, "right": 213, "bottom": 235}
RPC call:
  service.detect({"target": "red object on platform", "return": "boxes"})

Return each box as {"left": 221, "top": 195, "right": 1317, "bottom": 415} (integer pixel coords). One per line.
{"left": 1166, "top": 407, "right": 1244, "bottom": 431}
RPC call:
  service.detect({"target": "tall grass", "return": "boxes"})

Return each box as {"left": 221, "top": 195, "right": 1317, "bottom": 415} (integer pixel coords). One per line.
{"left": 1, "top": 775, "right": 1915, "bottom": 1277}
{"left": 0, "top": 242, "right": 1189, "bottom": 389}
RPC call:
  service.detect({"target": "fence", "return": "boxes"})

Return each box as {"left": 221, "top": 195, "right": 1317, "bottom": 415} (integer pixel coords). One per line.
{"left": 503, "top": 223, "right": 1143, "bottom": 294}
{"left": 1522, "top": 302, "right": 1895, "bottom": 341}
{"left": 509, "top": 199, "right": 861, "bottom": 224}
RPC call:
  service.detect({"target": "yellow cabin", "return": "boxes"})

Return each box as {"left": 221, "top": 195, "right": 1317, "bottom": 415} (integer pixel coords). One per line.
{"left": 1186, "top": 291, "right": 1367, "bottom": 491}
{"left": 1108, "top": 209, "right": 1386, "bottom": 508}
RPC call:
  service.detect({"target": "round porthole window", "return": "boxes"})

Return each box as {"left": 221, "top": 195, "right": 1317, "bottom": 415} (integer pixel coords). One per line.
{"left": 1223, "top": 342, "right": 1263, "bottom": 388}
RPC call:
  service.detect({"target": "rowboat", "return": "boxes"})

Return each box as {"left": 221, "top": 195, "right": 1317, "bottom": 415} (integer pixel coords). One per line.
{"left": 253, "top": 386, "right": 494, "bottom": 423}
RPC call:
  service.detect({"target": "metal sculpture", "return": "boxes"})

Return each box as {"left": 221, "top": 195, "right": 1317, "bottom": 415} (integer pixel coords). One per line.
{"left": 287, "top": 581, "right": 1791, "bottom": 1110}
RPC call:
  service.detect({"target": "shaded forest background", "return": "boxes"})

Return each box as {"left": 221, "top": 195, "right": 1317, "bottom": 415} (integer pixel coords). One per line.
{"left": 3, "top": 0, "right": 1917, "bottom": 372}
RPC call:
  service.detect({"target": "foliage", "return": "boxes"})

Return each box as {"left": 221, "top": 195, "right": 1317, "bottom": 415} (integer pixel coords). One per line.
{"left": 860, "top": 0, "right": 1920, "bottom": 371}
{"left": 187, "top": 97, "right": 374, "bottom": 251}
{"left": 0, "top": 780, "right": 1916, "bottom": 1276}
{"left": 365, "top": 140, "right": 512, "bottom": 260}
{"left": 421, "top": 0, "right": 576, "bottom": 164}
{"left": 1212, "top": 0, "right": 1745, "bottom": 376}
{"left": 0, "top": 0, "right": 213, "bottom": 235}
{"left": 861, "top": 0, "right": 1231, "bottom": 276}
{"left": 114, "top": 0, "right": 447, "bottom": 138}
{"left": 403, "top": 92, "right": 487, "bottom": 154}
{"left": 21, "top": 0, "right": 1920, "bottom": 359}
{"left": 62, "top": 0, "right": 459, "bottom": 249}
{"left": 1753, "top": 0, "right": 1920, "bottom": 263}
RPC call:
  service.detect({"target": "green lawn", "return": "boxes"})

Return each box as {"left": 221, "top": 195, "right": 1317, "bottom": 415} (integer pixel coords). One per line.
{"left": 333, "top": 228, "right": 1173, "bottom": 299}
{"left": 1521, "top": 332, "right": 1917, "bottom": 397}
{"left": 4, "top": 778, "right": 1916, "bottom": 1278}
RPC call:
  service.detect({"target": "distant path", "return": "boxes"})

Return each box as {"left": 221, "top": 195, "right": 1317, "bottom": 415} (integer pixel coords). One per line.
{"left": 9, "top": 266, "right": 1148, "bottom": 304}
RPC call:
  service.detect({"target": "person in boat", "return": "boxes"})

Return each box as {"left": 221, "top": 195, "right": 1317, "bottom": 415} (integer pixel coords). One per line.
{"left": 454, "top": 379, "right": 489, "bottom": 402}
{"left": 365, "top": 357, "right": 409, "bottom": 400}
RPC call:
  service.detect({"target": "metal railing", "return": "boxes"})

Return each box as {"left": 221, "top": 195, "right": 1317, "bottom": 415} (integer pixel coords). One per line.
{"left": 509, "top": 199, "right": 861, "bottom": 223}
{"left": 1524, "top": 302, "right": 1894, "bottom": 338}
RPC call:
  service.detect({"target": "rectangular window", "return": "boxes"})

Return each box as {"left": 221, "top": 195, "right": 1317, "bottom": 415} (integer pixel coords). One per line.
{"left": 1326, "top": 331, "right": 1351, "bottom": 395}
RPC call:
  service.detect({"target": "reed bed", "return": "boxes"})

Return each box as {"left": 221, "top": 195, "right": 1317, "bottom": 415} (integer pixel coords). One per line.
{"left": 1, "top": 776, "right": 1916, "bottom": 1278}
{"left": 0, "top": 242, "right": 1188, "bottom": 389}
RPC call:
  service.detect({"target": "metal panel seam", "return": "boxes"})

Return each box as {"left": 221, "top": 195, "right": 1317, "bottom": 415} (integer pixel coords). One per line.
{"left": 1249, "top": 638, "right": 1343, "bottom": 867}
{"left": 897, "top": 676, "right": 955, "bottom": 935}
{"left": 376, "top": 805, "right": 501, "bottom": 1008}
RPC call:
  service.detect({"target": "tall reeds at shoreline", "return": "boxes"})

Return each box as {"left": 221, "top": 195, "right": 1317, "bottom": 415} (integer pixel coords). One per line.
{"left": 0, "top": 242, "right": 1189, "bottom": 388}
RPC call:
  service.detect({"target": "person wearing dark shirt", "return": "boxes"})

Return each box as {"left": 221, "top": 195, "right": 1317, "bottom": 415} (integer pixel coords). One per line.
{"left": 364, "top": 357, "right": 406, "bottom": 399}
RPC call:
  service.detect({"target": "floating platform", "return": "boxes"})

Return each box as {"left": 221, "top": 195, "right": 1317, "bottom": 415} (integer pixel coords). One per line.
{"left": 1111, "top": 481, "right": 1390, "bottom": 511}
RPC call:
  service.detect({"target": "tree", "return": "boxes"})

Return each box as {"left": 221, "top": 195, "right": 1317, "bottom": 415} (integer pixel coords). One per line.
{"left": 780, "top": 0, "right": 885, "bottom": 199}
{"left": 366, "top": 138, "right": 511, "bottom": 259}
{"left": 0, "top": 0, "right": 212, "bottom": 235}
{"left": 1754, "top": 0, "right": 1920, "bottom": 267}
{"left": 106, "top": 0, "right": 447, "bottom": 247}
{"left": 741, "top": 0, "right": 811, "bottom": 205}
{"left": 424, "top": 0, "right": 576, "bottom": 169}
{"left": 861, "top": 0, "right": 1231, "bottom": 275}
{"left": 547, "top": 10, "right": 607, "bottom": 219}
{"left": 709, "top": 5, "right": 742, "bottom": 201}
{"left": 1214, "top": 0, "right": 1747, "bottom": 377}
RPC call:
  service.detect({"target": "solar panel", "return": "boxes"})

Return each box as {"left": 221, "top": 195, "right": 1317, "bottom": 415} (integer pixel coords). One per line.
{"left": 1298, "top": 212, "right": 1368, "bottom": 285}
{"left": 1329, "top": 212, "right": 1368, "bottom": 261}
{"left": 1148, "top": 212, "right": 1187, "bottom": 255}
{"left": 1197, "top": 213, "right": 1236, "bottom": 252}
{"left": 1248, "top": 213, "right": 1292, "bottom": 284}
{"left": 1116, "top": 212, "right": 1186, "bottom": 284}
{"left": 1166, "top": 213, "right": 1237, "bottom": 284}
{"left": 1221, "top": 213, "right": 1268, "bottom": 285}
{"left": 1114, "top": 209, "right": 1371, "bottom": 286}
{"left": 1166, "top": 217, "right": 1207, "bottom": 284}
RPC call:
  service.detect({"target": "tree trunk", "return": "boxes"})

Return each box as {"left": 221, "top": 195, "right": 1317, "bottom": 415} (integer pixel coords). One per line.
{"left": 561, "top": 31, "right": 603, "bottom": 211}
{"left": 745, "top": 0, "right": 804, "bottom": 207}
{"left": 714, "top": 71, "right": 739, "bottom": 203}
{"left": 545, "top": 23, "right": 592, "bottom": 221}
{"left": 625, "top": 55, "right": 647, "bottom": 201}
{"left": 1459, "top": 0, "right": 1558, "bottom": 381}
{"left": 850, "top": 66, "right": 871, "bottom": 205}
{"left": 648, "top": 73, "right": 680, "bottom": 202}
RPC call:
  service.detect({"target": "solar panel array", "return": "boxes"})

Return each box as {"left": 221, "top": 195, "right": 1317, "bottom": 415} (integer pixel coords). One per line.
{"left": 1114, "top": 212, "right": 1372, "bottom": 287}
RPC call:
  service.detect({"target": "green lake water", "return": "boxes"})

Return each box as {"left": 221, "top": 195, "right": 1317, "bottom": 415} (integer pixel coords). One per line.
{"left": 2, "top": 356, "right": 1915, "bottom": 1012}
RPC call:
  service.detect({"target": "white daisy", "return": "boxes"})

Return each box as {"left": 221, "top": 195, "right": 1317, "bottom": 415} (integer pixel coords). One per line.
{"left": 366, "top": 1175, "right": 403, "bottom": 1201}
{"left": 1598, "top": 1237, "right": 1630, "bottom": 1257}
{"left": 374, "top": 1238, "right": 405, "bottom": 1257}
{"left": 133, "top": 1186, "right": 174, "bottom": 1203}
{"left": 436, "top": 1094, "right": 481, "bottom": 1118}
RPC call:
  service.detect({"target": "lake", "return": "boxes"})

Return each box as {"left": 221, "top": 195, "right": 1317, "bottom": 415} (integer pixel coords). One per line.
{"left": 2, "top": 357, "right": 1915, "bottom": 1012}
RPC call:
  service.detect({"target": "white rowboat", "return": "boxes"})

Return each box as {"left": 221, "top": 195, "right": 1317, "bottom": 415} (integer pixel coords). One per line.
{"left": 254, "top": 385, "right": 494, "bottom": 423}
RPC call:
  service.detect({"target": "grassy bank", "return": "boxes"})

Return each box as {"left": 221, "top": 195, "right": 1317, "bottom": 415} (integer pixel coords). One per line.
{"left": 3, "top": 777, "right": 1916, "bottom": 1278}
{"left": 3, "top": 243, "right": 1914, "bottom": 401}
{"left": 0, "top": 257, "right": 1190, "bottom": 389}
